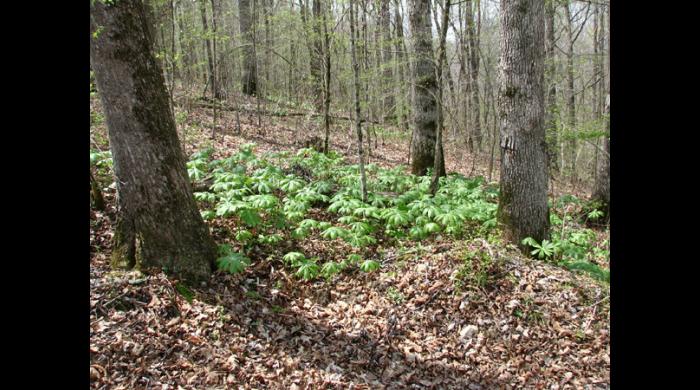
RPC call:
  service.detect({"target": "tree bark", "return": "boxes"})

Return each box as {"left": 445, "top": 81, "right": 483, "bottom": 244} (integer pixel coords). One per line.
{"left": 465, "top": 0, "right": 482, "bottom": 153}
{"left": 349, "top": 0, "right": 368, "bottom": 202}
{"left": 591, "top": 97, "right": 609, "bottom": 217}
{"left": 429, "top": 0, "right": 450, "bottom": 195}
{"left": 90, "top": 0, "right": 217, "bottom": 283}
{"left": 544, "top": 0, "right": 559, "bottom": 173}
{"left": 408, "top": 0, "right": 444, "bottom": 176}
{"left": 497, "top": 0, "right": 550, "bottom": 246}
{"left": 564, "top": 1, "right": 577, "bottom": 180}
{"left": 380, "top": 0, "right": 395, "bottom": 123}
{"left": 239, "top": 0, "right": 257, "bottom": 95}
{"left": 199, "top": 0, "right": 221, "bottom": 99}
{"left": 310, "top": 0, "right": 325, "bottom": 111}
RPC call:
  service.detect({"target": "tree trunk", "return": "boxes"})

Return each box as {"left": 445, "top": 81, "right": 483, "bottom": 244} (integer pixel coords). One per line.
{"left": 380, "top": 0, "right": 395, "bottom": 123}
{"left": 349, "top": 0, "right": 368, "bottom": 202}
{"left": 591, "top": 97, "right": 609, "bottom": 218}
{"left": 564, "top": 1, "right": 577, "bottom": 181}
{"left": 310, "top": 0, "right": 325, "bottom": 111}
{"left": 409, "top": 0, "right": 444, "bottom": 176}
{"left": 321, "top": 0, "right": 332, "bottom": 153}
{"left": 465, "top": 0, "right": 481, "bottom": 153}
{"left": 90, "top": 0, "right": 217, "bottom": 283}
{"left": 239, "top": 0, "right": 257, "bottom": 95}
{"left": 544, "top": 0, "right": 559, "bottom": 173}
{"left": 199, "top": 0, "right": 220, "bottom": 99}
{"left": 429, "top": 0, "right": 450, "bottom": 195}
{"left": 394, "top": 0, "right": 410, "bottom": 132}
{"left": 497, "top": 0, "right": 550, "bottom": 246}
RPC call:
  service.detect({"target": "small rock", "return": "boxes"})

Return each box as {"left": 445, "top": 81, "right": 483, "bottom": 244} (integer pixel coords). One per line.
{"left": 459, "top": 325, "right": 478, "bottom": 340}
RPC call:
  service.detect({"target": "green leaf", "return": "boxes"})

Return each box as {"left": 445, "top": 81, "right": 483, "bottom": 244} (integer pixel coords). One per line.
{"left": 239, "top": 208, "right": 261, "bottom": 227}
{"left": 296, "top": 260, "right": 319, "bottom": 281}
{"left": 217, "top": 252, "right": 251, "bottom": 275}
{"left": 359, "top": 260, "right": 380, "bottom": 273}
{"left": 283, "top": 252, "right": 306, "bottom": 267}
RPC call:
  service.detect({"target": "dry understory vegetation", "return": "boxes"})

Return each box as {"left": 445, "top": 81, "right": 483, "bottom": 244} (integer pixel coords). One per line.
{"left": 90, "top": 92, "right": 609, "bottom": 389}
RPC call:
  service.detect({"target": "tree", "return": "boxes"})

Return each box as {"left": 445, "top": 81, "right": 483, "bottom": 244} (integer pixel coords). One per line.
{"left": 429, "top": 0, "right": 451, "bottom": 195}
{"left": 349, "top": 0, "right": 368, "bottom": 202}
{"left": 380, "top": 0, "right": 394, "bottom": 123}
{"left": 90, "top": 0, "right": 217, "bottom": 283}
{"left": 591, "top": 95, "right": 609, "bottom": 220}
{"left": 497, "top": 0, "right": 550, "bottom": 245}
{"left": 239, "top": 0, "right": 257, "bottom": 95}
{"left": 465, "top": 0, "right": 482, "bottom": 153}
{"left": 408, "top": 0, "right": 445, "bottom": 176}
{"left": 544, "top": 0, "right": 559, "bottom": 173}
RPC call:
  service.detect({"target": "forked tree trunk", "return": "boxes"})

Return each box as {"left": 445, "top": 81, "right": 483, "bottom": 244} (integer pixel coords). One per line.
{"left": 497, "top": 0, "right": 550, "bottom": 245}
{"left": 409, "top": 0, "right": 444, "bottom": 176}
{"left": 90, "top": 0, "right": 217, "bottom": 283}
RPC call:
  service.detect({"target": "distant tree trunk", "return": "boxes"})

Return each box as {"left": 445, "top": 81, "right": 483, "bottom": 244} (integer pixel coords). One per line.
{"left": 199, "top": 0, "right": 220, "bottom": 99}
{"left": 380, "top": 0, "right": 395, "bottom": 123}
{"left": 349, "top": 0, "right": 368, "bottom": 202}
{"left": 465, "top": 0, "right": 482, "bottom": 153}
{"left": 564, "top": 1, "right": 577, "bottom": 181}
{"left": 409, "top": 0, "right": 444, "bottom": 176}
{"left": 497, "top": 0, "right": 550, "bottom": 246}
{"left": 429, "top": 0, "right": 450, "bottom": 195}
{"left": 310, "top": 0, "right": 324, "bottom": 111}
{"left": 544, "top": 0, "right": 559, "bottom": 174}
{"left": 394, "top": 0, "right": 409, "bottom": 131}
{"left": 239, "top": 0, "right": 257, "bottom": 95}
{"left": 321, "top": 0, "right": 332, "bottom": 153}
{"left": 591, "top": 98, "right": 609, "bottom": 218}
{"left": 90, "top": 0, "right": 217, "bottom": 283}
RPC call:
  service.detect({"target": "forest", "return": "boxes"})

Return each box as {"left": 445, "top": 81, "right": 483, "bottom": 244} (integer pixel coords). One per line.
{"left": 89, "top": 0, "right": 610, "bottom": 388}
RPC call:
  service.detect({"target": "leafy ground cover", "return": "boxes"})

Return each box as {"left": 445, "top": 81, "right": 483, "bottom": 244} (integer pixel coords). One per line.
{"left": 90, "top": 96, "right": 609, "bottom": 389}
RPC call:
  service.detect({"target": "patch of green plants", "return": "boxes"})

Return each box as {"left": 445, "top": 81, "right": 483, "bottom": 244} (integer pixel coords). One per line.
{"left": 522, "top": 225, "right": 609, "bottom": 283}
{"left": 187, "top": 144, "right": 503, "bottom": 283}
{"left": 453, "top": 248, "right": 499, "bottom": 292}
{"left": 386, "top": 286, "right": 404, "bottom": 304}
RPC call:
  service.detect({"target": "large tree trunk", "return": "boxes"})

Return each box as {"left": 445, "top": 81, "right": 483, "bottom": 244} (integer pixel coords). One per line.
{"left": 408, "top": 0, "right": 444, "bottom": 176}
{"left": 544, "top": 0, "right": 559, "bottom": 173}
{"left": 239, "top": 0, "right": 257, "bottom": 95}
{"left": 497, "top": 0, "right": 550, "bottom": 246}
{"left": 90, "top": 0, "right": 217, "bottom": 283}
{"left": 349, "top": 0, "right": 368, "bottom": 202}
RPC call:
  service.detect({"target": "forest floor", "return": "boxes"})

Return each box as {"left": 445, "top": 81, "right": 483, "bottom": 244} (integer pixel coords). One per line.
{"left": 90, "top": 93, "right": 609, "bottom": 389}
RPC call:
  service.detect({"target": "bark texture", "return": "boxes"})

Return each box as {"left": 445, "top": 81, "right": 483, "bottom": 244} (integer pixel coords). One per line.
{"left": 90, "top": 0, "right": 217, "bottom": 283}
{"left": 408, "top": 0, "right": 444, "bottom": 176}
{"left": 239, "top": 0, "right": 258, "bottom": 95}
{"left": 497, "top": 0, "right": 550, "bottom": 245}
